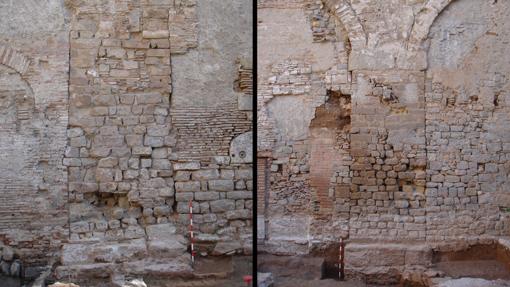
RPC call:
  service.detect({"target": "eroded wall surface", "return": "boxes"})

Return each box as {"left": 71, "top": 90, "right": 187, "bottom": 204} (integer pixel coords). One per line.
{"left": 0, "top": 0, "right": 69, "bottom": 272}
{"left": 0, "top": 0, "right": 252, "bottom": 283}
{"left": 258, "top": 0, "right": 510, "bottom": 255}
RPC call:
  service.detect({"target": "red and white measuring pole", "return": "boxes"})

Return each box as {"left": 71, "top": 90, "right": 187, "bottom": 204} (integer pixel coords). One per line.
{"left": 189, "top": 199, "right": 195, "bottom": 265}
{"left": 339, "top": 237, "right": 345, "bottom": 280}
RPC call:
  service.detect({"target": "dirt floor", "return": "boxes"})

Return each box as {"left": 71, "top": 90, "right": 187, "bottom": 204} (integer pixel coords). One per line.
{"left": 434, "top": 259, "right": 510, "bottom": 280}
{"left": 258, "top": 252, "right": 510, "bottom": 287}
{"left": 268, "top": 277, "right": 397, "bottom": 287}
{"left": 257, "top": 254, "right": 397, "bottom": 287}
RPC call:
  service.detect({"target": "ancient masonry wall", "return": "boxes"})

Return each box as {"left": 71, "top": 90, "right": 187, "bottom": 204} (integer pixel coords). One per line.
{"left": 0, "top": 0, "right": 252, "bottom": 282}
{"left": 258, "top": 0, "right": 510, "bottom": 254}
{"left": 0, "top": 0, "right": 70, "bottom": 275}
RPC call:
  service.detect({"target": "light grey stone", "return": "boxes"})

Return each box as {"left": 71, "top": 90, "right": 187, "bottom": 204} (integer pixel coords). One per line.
{"left": 210, "top": 200, "right": 235, "bottom": 213}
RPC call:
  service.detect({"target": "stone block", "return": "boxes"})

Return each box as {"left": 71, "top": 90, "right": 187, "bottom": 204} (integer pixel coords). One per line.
{"left": 226, "top": 191, "right": 252, "bottom": 200}
{"left": 10, "top": 260, "right": 21, "bottom": 277}
{"left": 135, "top": 93, "right": 162, "bottom": 104}
{"left": 226, "top": 209, "right": 251, "bottom": 220}
{"left": 208, "top": 180, "right": 234, "bottom": 191}
{"left": 230, "top": 132, "right": 252, "bottom": 164}
{"left": 238, "top": 94, "right": 252, "bottom": 111}
{"left": 154, "top": 206, "right": 171, "bottom": 217}
{"left": 192, "top": 169, "right": 220, "bottom": 180}
{"left": 210, "top": 200, "right": 236, "bottom": 213}
{"left": 212, "top": 241, "right": 242, "bottom": 255}
{"left": 0, "top": 261, "right": 9, "bottom": 274}
{"left": 175, "top": 192, "right": 194, "bottom": 202}
{"left": 175, "top": 181, "right": 200, "bottom": 192}
{"left": 98, "top": 157, "right": 118, "bottom": 168}
{"left": 213, "top": 156, "right": 231, "bottom": 165}
{"left": 142, "top": 30, "right": 170, "bottom": 39}
{"left": 132, "top": 147, "right": 152, "bottom": 156}
{"left": 235, "top": 168, "right": 252, "bottom": 180}
{"left": 146, "top": 224, "right": 176, "bottom": 240}
{"left": 173, "top": 161, "right": 201, "bottom": 170}
{"left": 2, "top": 246, "right": 14, "bottom": 261}
{"left": 148, "top": 237, "right": 186, "bottom": 258}
{"left": 152, "top": 159, "right": 171, "bottom": 170}
{"left": 195, "top": 191, "right": 220, "bottom": 201}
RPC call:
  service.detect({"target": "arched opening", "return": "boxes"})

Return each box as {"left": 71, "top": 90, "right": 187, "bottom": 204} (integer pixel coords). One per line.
{"left": 0, "top": 64, "right": 39, "bottom": 229}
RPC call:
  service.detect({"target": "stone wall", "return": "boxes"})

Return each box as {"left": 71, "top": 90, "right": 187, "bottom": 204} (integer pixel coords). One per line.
{"left": 424, "top": 0, "right": 510, "bottom": 239}
{"left": 258, "top": 0, "right": 510, "bottom": 254}
{"left": 0, "top": 0, "right": 252, "bottom": 283}
{"left": 0, "top": 0, "right": 69, "bottom": 272}
{"left": 257, "top": 0, "right": 349, "bottom": 253}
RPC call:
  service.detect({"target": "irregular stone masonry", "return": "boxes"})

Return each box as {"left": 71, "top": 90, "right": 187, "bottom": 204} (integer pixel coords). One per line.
{"left": 0, "top": 0, "right": 252, "bottom": 283}
{"left": 258, "top": 0, "right": 510, "bottom": 257}
{"left": 66, "top": 0, "right": 176, "bottom": 245}
{"left": 62, "top": 0, "right": 253, "bottom": 281}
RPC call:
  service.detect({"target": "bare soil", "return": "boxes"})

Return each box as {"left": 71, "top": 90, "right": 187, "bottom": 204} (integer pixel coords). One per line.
{"left": 432, "top": 243, "right": 510, "bottom": 281}
{"left": 271, "top": 277, "right": 396, "bottom": 287}
{"left": 258, "top": 254, "right": 396, "bottom": 287}
{"left": 434, "top": 260, "right": 510, "bottom": 280}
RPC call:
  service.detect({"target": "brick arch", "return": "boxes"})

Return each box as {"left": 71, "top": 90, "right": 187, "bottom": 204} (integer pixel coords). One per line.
{"left": 0, "top": 63, "right": 36, "bottom": 125}
{"left": 407, "top": 0, "right": 455, "bottom": 51}
{"left": 0, "top": 44, "right": 30, "bottom": 75}
{"left": 322, "top": 0, "right": 367, "bottom": 50}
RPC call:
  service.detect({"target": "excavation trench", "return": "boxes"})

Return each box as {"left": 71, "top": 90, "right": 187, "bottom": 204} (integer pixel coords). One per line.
{"left": 431, "top": 243, "right": 510, "bottom": 281}
{"left": 259, "top": 240, "right": 510, "bottom": 287}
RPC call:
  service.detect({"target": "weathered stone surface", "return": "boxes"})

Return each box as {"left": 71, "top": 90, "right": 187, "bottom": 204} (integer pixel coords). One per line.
{"left": 230, "top": 132, "right": 253, "bottom": 164}
{"left": 62, "top": 239, "right": 147, "bottom": 265}
{"left": 1, "top": 261, "right": 10, "bottom": 274}
{"left": 9, "top": 260, "right": 20, "bottom": 277}
{"left": 122, "top": 257, "right": 193, "bottom": 277}
{"left": 145, "top": 223, "right": 174, "bottom": 238}
{"left": 208, "top": 180, "right": 234, "bottom": 191}
{"left": 434, "top": 278, "right": 510, "bottom": 287}
{"left": 123, "top": 279, "right": 147, "bottom": 287}
{"left": 257, "top": 272, "right": 274, "bottom": 287}
{"left": 212, "top": 241, "right": 242, "bottom": 255}
{"left": 147, "top": 236, "right": 187, "bottom": 257}
{"left": 210, "top": 200, "right": 236, "bottom": 213}
{"left": 49, "top": 283, "right": 80, "bottom": 287}
{"left": 142, "top": 31, "right": 170, "bottom": 39}
{"left": 2, "top": 247, "right": 14, "bottom": 261}
{"left": 0, "top": 0, "right": 252, "bottom": 283}
{"left": 173, "top": 162, "right": 201, "bottom": 171}
{"left": 257, "top": 0, "right": 510, "bottom": 273}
